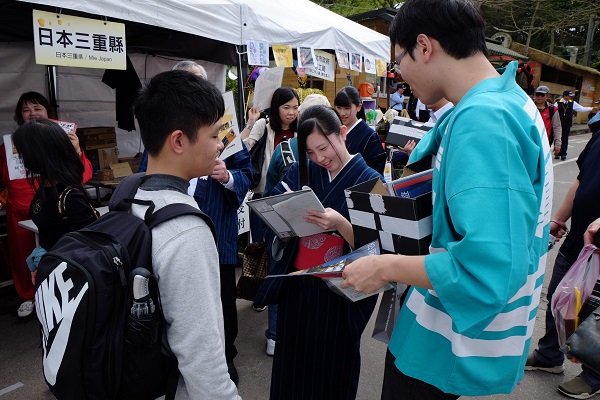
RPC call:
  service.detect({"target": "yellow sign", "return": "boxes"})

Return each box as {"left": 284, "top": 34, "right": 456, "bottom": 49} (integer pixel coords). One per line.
{"left": 376, "top": 59, "right": 387, "bottom": 77}
{"left": 272, "top": 44, "right": 293, "bottom": 67}
{"left": 33, "top": 10, "right": 126, "bottom": 70}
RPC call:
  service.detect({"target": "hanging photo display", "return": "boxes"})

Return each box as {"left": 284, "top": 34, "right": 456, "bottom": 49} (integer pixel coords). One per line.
{"left": 247, "top": 40, "right": 269, "bottom": 66}
{"left": 336, "top": 49, "right": 350, "bottom": 70}
{"left": 350, "top": 52, "right": 362, "bottom": 72}
{"left": 272, "top": 44, "right": 293, "bottom": 67}
{"left": 363, "top": 54, "right": 376, "bottom": 75}
{"left": 305, "top": 50, "right": 335, "bottom": 82}
{"left": 297, "top": 46, "right": 315, "bottom": 68}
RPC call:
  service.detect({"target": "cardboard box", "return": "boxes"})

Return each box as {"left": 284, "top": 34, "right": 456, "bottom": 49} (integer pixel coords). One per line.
{"left": 118, "top": 156, "right": 141, "bottom": 174}
{"left": 345, "top": 178, "right": 432, "bottom": 256}
{"left": 76, "top": 127, "right": 117, "bottom": 150}
{"left": 86, "top": 148, "right": 119, "bottom": 170}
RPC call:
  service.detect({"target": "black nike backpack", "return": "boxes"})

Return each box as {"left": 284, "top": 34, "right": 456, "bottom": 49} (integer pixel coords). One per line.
{"left": 34, "top": 173, "right": 216, "bottom": 399}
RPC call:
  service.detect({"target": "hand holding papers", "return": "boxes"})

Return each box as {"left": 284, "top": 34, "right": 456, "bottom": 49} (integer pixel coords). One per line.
{"left": 266, "top": 240, "right": 393, "bottom": 302}
{"left": 247, "top": 188, "right": 327, "bottom": 239}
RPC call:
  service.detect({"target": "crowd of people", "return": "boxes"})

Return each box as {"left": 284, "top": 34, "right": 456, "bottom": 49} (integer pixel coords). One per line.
{"left": 3, "top": 0, "right": 600, "bottom": 399}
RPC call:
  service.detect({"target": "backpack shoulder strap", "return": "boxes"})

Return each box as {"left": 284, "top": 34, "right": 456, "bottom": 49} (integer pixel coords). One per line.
{"left": 146, "top": 203, "right": 216, "bottom": 241}
{"left": 280, "top": 140, "right": 296, "bottom": 167}
{"left": 108, "top": 173, "right": 147, "bottom": 211}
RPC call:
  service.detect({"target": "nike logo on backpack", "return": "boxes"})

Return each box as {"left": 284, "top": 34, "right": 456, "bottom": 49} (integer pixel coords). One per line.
{"left": 35, "top": 262, "right": 88, "bottom": 385}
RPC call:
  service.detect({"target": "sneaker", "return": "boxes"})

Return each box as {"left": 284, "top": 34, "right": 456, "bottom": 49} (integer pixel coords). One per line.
{"left": 555, "top": 155, "right": 561, "bottom": 160}
{"left": 558, "top": 376, "right": 600, "bottom": 399}
{"left": 266, "top": 339, "right": 276, "bottom": 356}
{"left": 524, "top": 353, "right": 565, "bottom": 374}
{"left": 561, "top": 156, "right": 567, "bottom": 161}
{"left": 17, "top": 300, "right": 35, "bottom": 317}
{"left": 253, "top": 305, "right": 267, "bottom": 312}
{"left": 227, "top": 361, "right": 239, "bottom": 386}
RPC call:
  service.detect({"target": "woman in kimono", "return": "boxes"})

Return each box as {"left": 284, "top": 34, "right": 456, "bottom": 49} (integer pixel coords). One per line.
{"left": 257, "top": 105, "right": 382, "bottom": 400}
{"left": 334, "top": 86, "right": 386, "bottom": 174}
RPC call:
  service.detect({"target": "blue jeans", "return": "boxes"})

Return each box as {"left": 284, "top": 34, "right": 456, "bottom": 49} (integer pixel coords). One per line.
{"left": 535, "top": 252, "right": 572, "bottom": 366}
{"left": 266, "top": 305, "right": 277, "bottom": 340}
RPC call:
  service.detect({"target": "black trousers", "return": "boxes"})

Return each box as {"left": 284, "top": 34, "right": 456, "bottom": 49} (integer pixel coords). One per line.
{"left": 381, "top": 349, "right": 460, "bottom": 400}
{"left": 559, "top": 123, "right": 572, "bottom": 157}
{"left": 220, "top": 263, "right": 238, "bottom": 363}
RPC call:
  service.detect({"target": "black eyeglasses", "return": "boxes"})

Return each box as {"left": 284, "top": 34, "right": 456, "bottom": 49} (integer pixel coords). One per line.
{"left": 535, "top": 93, "right": 547, "bottom": 97}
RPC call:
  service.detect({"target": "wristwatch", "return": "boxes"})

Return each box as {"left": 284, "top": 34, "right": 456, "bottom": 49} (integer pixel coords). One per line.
{"left": 245, "top": 123, "right": 253, "bottom": 131}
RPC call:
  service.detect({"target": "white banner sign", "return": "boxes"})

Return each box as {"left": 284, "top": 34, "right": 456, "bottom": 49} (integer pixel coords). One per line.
{"left": 238, "top": 191, "right": 252, "bottom": 235}
{"left": 33, "top": 9, "right": 126, "bottom": 70}
{"left": 305, "top": 50, "right": 335, "bottom": 82}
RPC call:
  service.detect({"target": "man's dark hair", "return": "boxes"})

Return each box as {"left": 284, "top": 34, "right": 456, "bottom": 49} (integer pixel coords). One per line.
{"left": 269, "top": 87, "right": 299, "bottom": 134}
{"left": 390, "top": 0, "right": 488, "bottom": 60}
{"left": 133, "top": 70, "right": 224, "bottom": 156}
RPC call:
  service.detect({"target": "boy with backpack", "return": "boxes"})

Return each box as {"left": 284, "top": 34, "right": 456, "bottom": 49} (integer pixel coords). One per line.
{"left": 129, "top": 69, "right": 240, "bottom": 399}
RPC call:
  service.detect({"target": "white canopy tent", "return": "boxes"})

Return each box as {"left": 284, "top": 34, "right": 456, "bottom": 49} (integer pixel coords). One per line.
{"left": 0, "top": 0, "right": 390, "bottom": 155}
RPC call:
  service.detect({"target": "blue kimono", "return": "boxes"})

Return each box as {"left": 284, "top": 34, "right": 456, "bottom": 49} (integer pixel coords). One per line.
{"left": 345, "top": 119, "right": 386, "bottom": 175}
{"left": 256, "top": 154, "right": 382, "bottom": 400}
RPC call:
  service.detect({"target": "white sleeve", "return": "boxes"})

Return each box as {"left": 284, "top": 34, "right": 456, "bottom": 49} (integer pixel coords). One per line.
{"left": 572, "top": 101, "right": 593, "bottom": 113}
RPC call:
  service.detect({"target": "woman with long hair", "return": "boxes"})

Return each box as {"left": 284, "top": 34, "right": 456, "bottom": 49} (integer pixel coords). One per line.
{"left": 12, "top": 119, "right": 97, "bottom": 282}
{"left": 242, "top": 87, "right": 300, "bottom": 195}
{"left": 334, "top": 86, "right": 386, "bottom": 174}
{"left": 0, "top": 92, "right": 93, "bottom": 317}
{"left": 256, "top": 105, "right": 383, "bottom": 399}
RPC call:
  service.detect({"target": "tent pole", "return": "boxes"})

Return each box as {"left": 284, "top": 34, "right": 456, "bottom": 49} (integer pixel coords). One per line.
{"left": 46, "top": 65, "right": 59, "bottom": 118}
{"left": 237, "top": 45, "right": 249, "bottom": 127}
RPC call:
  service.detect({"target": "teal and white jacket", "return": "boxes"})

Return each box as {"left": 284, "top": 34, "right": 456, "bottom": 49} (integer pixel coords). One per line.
{"left": 390, "top": 62, "right": 553, "bottom": 396}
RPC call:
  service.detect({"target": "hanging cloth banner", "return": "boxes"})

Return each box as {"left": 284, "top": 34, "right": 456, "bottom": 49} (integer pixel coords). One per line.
{"left": 33, "top": 9, "right": 126, "bottom": 70}
{"left": 305, "top": 50, "right": 335, "bottom": 82}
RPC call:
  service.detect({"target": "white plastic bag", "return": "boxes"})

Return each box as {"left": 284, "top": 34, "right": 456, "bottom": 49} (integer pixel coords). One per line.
{"left": 551, "top": 244, "right": 600, "bottom": 347}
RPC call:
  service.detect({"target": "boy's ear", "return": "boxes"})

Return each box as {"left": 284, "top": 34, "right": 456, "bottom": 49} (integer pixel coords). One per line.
{"left": 169, "top": 130, "right": 186, "bottom": 155}
{"left": 416, "top": 34, "right": 434, "bottom": 62}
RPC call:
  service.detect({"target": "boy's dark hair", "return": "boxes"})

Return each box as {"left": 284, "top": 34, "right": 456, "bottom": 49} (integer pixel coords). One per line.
{"left": 297, "top": 105, "right": 343, "bottom": 186}
{"left": 14, "top": 91, "right": 57, "bottom": 125}
{"left": 12, "top": 118, "right": 85, "bottom": 199}
{"left": 269, "top": 87, "right": 299, "bottom": 134}
{"left": 334, "top": 86, "right": 367, "bottom": 121}
{"left": 390, "top": 0, "right": 488, "bottom": 60}
{"left": 133, "top": 70, "right": 224, "bottom": 156}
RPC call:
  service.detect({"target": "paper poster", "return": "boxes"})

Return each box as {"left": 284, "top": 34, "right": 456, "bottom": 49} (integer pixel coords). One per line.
{"left": 363, "top": 54, "right": 376, "bottom": 75}
{"left": 237, "top": 191, "right": 252, "bottom": 235}
{"left": 247, "top": 40, "right": 269, "bottom": 66}
{"left": 350, "top": 52, "right": 362, "bottom": 72}
{"left": 219, "top": 91, "right": 243, "bottom": 160}
{"left": 305, "top": 50, "right": 335, "bottom": 82}
{"left": 33, "top": 9, "right": 126, "bottom": 70}
{"left": 297, "top": 46, "right": 315, "bottom": 68}
{"left": 375, "top": 59, "right": 387, "bottom": 77}
{"left": 336, "top": 50, "right": 350, "bottom": 70}
{"left": 3, "top": 134, "right": 26, "bottom": 181}
{"left": 272, "top": 44, "right": 293, "bottom": 67}
{"left": 253, "top": 66, "right": 285, "bottom": 111}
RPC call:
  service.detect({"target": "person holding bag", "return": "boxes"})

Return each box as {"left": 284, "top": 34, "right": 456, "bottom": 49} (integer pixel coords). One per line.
{"left": 524, "top": 103, "right": 600, "bottom": 400}
{"left": 255, "top": 105, "right": 382, "bottom": 400}
{"left": 242, "top": 87, "right": 299, "bottom": 195}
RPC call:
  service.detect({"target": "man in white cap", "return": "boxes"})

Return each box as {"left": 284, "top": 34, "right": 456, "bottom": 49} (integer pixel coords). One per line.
{"left": 554, "top": 89, "right": 598, "bottom": 160}
{"left": 534, "top": 85, "right": 561, "bottom": 156}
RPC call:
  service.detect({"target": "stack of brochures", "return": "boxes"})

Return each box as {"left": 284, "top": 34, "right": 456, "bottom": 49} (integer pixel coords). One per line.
{"left": 386, "top": 169, "right": 433, "bottom": 198}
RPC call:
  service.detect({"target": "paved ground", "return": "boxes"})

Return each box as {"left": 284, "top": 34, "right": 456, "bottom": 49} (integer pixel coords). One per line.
{"left": 0, "top": 128, "right": 594, "bottom": 399}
